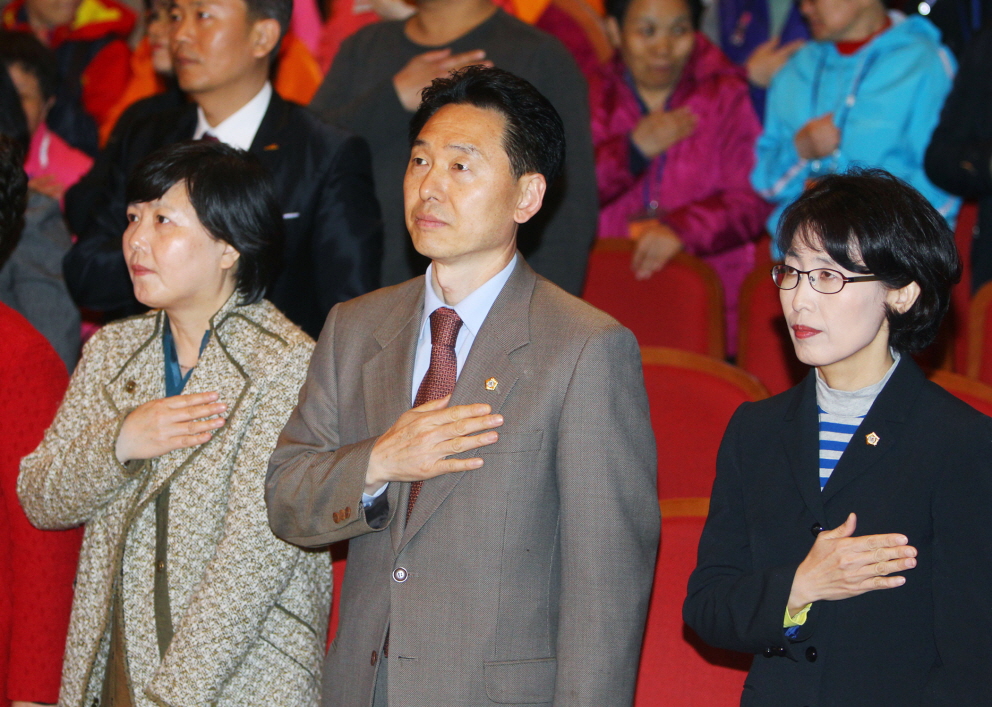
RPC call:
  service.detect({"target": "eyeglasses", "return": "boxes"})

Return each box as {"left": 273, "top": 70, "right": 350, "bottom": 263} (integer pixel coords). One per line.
{"left": 771, "top": 264, "right": 881, "bottom": 294}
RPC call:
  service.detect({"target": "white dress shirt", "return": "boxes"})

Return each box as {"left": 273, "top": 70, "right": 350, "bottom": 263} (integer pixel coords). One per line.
{"left": 192, "top": 82, "right": 272, "bottom": 150}
{"left": 363, "top": 254, "right": 518, "bottom": 504}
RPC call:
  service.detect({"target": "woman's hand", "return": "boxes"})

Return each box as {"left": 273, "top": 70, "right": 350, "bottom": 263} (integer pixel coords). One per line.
{"left": 631, "top": 106, "right": 698, "bottom": 159}
{"left": 631, "top": 223, "right": 683, "bottom": 280}
{"left": 787, "top": 513, "right": 917, "bottom": 615}
{"left": 745, "top": 38, "right": 805, "bottom": 88}
{"left": 794, "top": 113, "right": 840, "bottom": 160}
{"left": 115, "top": 391, "right": 227, "bottom": 463}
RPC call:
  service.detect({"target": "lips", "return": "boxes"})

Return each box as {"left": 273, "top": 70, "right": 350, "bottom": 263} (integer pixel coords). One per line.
{"left": 130, "top": 264, "right": 154, "bottom": 276}
{"left": 414, "top": 214, "right": 447, "bottom": 228}
{"left": 792, "top": 325, "right": 821, "bottom": 340}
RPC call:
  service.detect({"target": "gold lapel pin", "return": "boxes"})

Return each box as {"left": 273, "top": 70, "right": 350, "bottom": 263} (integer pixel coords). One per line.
{"left": 263, "top": 143, "right": 280, "bottom": 151}
{"left": 866, "top": 432, "right": 880, "bottom": 447}
{"left": 485, "top": 377, "right": 498, "bottom": 391}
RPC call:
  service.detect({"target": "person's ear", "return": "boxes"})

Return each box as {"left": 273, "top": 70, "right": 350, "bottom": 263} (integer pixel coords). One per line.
{"left": 220, "top": 242, "right": 241, "bottom": 272}
{"left": 605, "top": 15, "right": 622, "bottom": 49}
{"left": 513, "top": 173, "right": 547, "bottom": 225}
{"left": 40, "top": 95, "right": 55, "bottom": 123}
{"left": 886, "top": 280, "right": 920, "bottom": 314}
{"left": 249, "top": 17, "right": 280, "bottom": 59}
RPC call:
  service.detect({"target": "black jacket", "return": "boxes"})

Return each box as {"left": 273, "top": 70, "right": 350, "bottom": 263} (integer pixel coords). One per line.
{"left": 684, "top": 358, "right": 992, "bottom": 707}
{"left": 63, "top": 91, "right": 383, "bottom": 338}
{"left": 924, "top": 25, "right": 992, "bottom": 290}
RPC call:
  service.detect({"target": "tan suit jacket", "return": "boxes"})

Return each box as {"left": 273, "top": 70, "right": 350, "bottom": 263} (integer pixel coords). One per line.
{"left": 266, "top": 259, "right": 659, "bottom": 707}
{"left": 19, "top": 297, "right": 331, "bottom": 707}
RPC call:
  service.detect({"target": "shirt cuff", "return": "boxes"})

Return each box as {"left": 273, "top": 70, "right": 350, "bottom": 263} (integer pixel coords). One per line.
{"left": 362, "top": 482, "right": 388, "bottom": 507}
{"left": 783, "top": 603, "right": 812, "bottom": 628}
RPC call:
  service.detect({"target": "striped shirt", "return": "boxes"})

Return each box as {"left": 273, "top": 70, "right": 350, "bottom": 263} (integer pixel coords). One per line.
{"left": 814, "top": 352, "right": 901, "bottom": 491}
{"left": 817, "top": 409, "right": 864, "bottom": 489}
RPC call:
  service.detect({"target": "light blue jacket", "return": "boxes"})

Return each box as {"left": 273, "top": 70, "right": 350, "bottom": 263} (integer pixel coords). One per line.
{"left": 752, "top": 14, "right": 960, "bottom": 250}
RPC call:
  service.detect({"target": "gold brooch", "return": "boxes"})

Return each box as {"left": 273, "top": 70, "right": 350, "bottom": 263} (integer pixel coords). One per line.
{"left": 866, "top": 432, "right": 880, "bottom": 447}
{"left": 485, "top": 377, "right": 498, "bottom": 391}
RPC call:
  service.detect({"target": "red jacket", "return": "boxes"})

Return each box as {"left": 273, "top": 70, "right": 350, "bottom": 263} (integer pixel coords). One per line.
{"left": 590, "top": 35, "right": 772, "bottom": 343}
{"left": 3, "top": 0, "right": 135, "bottom": 144}
{"left": 0, "top": 304, "right": 81, "bottom": 704}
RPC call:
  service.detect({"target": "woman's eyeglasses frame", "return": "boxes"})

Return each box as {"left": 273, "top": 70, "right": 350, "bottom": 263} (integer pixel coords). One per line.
{"left": 770, "top": 264, "right": 882, "bottom": 295}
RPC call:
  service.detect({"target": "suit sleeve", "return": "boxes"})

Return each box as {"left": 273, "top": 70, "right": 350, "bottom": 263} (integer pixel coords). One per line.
{"left": 310, "top": 133, "right": 383, "bottom": 315}
{"left": 1, "top": 323, "right": 80, "bottom": 703}
{"left": 924, "top": 412, "right": 992, "bottom": 705}
{"left": 924, "top": 28, "right": 992, "bottom": 200}
{"left": 18, "top": 329, "right": 145, "bottom": 529}
{"left": 266, "top": 306, "right": 400, "bottom": 547}
{"left": 552, "top": 324, "right": 660, "bottom": 707}
{"left": 147, "top": 339, "right": 330, "bottom": 707}
{"left": 682, "top": 404, "right": 805, "bottom": 655}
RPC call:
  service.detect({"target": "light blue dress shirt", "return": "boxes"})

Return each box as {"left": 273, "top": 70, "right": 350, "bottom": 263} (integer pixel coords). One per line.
{"left": 362, "top": 254, "right": 518, "bottom": 504}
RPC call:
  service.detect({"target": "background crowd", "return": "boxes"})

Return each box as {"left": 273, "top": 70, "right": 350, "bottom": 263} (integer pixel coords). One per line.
{"left": 1, "top": 0, "right": 991, "bottom": 701}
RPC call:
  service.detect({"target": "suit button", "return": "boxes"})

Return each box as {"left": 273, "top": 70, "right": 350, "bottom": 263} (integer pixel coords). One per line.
{"left": 125, "top": 380, "right": 137, "bottom": 393}
{"left": 333, "top": 511, "right": 340, "bottom": 523}
{"left": 810, "top": 522, "right": 824, "bottom": 537}
{"left": 156, "top": 561, "right": 165, "bottom": 572}
{"left": 806, "top": 646, "right": 817, "bottom": 662}
{"left": 392, "top": 567, "right": 408, "bottom": 583}
{"left": 371, "top": 650, "right": 378, "bottom": 666}
{"left": 763, "top": 647, "right": 783, "bottom": 658}
{"left": 344, "top": 507, "right": 352, "bottom": 519}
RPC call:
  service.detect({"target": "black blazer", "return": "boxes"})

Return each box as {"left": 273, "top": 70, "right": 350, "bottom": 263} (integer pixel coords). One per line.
{"left": 63, "top": 92, "right": 383, "bottom": 338}
{"left": 683, "top": 357, "right": 992, "bottom": 707}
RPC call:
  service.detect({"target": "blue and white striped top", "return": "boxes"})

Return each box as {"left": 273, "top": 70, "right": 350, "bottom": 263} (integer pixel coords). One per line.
{"left": 814, "top": 352, "right": 901, "bottom": 491}
{"left": 817, "top": 409, "right": 864, "bottom": 489}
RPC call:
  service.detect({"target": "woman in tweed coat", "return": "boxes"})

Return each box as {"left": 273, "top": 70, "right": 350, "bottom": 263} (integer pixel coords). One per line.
{"left": 18, "top": 142, "right": 331, "bottom": 707}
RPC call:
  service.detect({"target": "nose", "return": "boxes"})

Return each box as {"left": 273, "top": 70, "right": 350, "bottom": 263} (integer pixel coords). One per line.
{"left": 170, "top": 9, "right": 193, "bottom": 44}
{"left": 788, "top": 272, "right": 817, "bottom": 312}
{"left": 124, "top": 215, "right": 148, "bottom": 255}
{"left": 418, "top": 163, "right": 445, "bottom": 202}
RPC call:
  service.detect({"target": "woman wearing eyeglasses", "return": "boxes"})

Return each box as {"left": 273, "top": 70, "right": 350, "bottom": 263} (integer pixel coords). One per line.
{"left": 683, "top": 168, "right": 992, "bottom": 706}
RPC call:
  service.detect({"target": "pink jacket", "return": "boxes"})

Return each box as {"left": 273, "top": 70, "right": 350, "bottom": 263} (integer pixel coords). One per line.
{"left": 591, "top": 35, "right": 771, "bottom": 343}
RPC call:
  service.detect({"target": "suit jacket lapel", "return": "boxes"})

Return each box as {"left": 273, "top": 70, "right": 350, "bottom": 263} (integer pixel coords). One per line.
{"left": 781, "top": 371, "right": 827, "bottom": 524}
{"left": 820, "top": 357, "right": 921, "bottom": 504}
{"left": 360, "top": 278, "right": 423, "bottom": 553}
{"left": 248, "top": 92, "right": 287, "bottom": 164}
{"left": 399, "top": 260, "right": 535, "bottom": 552}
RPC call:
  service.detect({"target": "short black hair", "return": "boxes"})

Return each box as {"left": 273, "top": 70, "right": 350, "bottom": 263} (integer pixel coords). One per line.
{"left": 0, "top": 61, "right": 29, "bottom": 149}
{"left": 0, "top": 31, "right": 58, "bottom": 102}
{"left": 605, "top": 0, "right": 704, "bottom": 29}
{"left": 776, "top": 168, "right": 961, "bottom": 354}
{"left": 409, "top": 66, "right": 566, "bottom": 187}
{"left": 126, "top": 141, "right": 283, "bottom": 305}
{"left": 0, "top": 134, "right": 27, "bottom": 270}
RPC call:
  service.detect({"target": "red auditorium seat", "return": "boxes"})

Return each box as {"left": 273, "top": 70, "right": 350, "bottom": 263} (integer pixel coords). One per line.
{"left": 641, "top": 347, "right": 768, "bottom": 499}
{"left": 736, "top": 263, "right": 808, "bottom": 395}
{"left": 634, "top": 502, "right": 751, "bottom": 707}
{"left": 930, "top": 370, "right": 992, "bottom": 417}
{"left": 327, "top": 541, "right": 348, "bottom": 649}
{"left": 583, "top": 239, "right": 725, "bottom": 357}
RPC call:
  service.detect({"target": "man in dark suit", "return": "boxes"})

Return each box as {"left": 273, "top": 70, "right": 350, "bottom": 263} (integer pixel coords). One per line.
{"left": 266, "top": 67, "right": 659, "bottom": 707}
{"left": 63, "top": 0, "right": 382, "bottom": 338}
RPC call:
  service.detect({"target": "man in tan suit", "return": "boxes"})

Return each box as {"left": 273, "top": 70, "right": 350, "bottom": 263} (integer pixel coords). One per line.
{"left": 266, "top": 66, "right": 659, "bottom": 707}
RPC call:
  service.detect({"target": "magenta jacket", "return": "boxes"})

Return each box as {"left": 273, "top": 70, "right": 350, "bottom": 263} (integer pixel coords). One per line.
{"left": 591, "top": 34, "right": 772, "bottom": 344}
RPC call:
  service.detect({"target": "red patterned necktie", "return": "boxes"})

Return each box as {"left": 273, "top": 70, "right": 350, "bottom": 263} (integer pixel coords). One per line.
{"left": 407, "top": 306, "right": 463, "bottom": 521}
{"left": 200, "top": 132, "right": 220, "bottom": 143}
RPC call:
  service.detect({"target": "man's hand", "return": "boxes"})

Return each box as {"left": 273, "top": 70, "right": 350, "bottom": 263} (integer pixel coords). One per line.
{"left": 630, "top": 222, "right": 682, "bottom": 281}
{"left": 631, "top": 106, "right": 698, "bottom": 159}
{"left": 745, "top": 38, "right": 804, "bottom": 88}
{"left": 393, "top": 49, "right": 492, "bottom": 111}
{"left": 787, "top": 513, "right": 917, "bottom": 615}
{"left": 365, "top": 395, "right": 503, "bottom": 494}
{"left": 115, "top": 391, "right": 227, "bottom": 463}
{"left": 794, "top": 113, "right": 841, "bottom": 160}
{"left": 28, "top": 174, "right": 66, "bottom": 201}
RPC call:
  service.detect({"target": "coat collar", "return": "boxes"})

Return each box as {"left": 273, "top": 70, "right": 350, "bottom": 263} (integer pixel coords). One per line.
{"left": 105, "top": 295, "right": 266, "bottom": 510}
{"left": 781, "top": 356, "right": 926, "bottom": 517}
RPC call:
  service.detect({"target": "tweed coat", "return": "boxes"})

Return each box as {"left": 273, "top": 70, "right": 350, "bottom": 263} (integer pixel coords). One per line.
{"left": 266, "top": 259, "right": 661, "bottom": 707}
{"left": 18, "top": 295, "right": 331, "bottom": 707}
